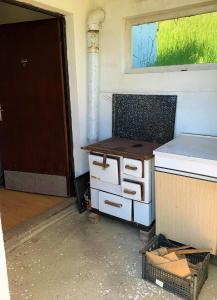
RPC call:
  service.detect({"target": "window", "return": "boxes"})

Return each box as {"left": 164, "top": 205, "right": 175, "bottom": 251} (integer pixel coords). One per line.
{"left": 127, "top": 10, "right": 217, "bottom": 71}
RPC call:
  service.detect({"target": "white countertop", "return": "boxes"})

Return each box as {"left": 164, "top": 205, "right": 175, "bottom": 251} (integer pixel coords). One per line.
{"left": 154, "top": 134, "right": 217, "bottom": 161}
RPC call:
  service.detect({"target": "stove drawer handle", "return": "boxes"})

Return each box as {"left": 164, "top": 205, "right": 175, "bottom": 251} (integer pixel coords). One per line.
{"left": 93, "top": 161, "right": 110, "bottom": 168}
{"left": 125, "top": 165, "right": 137, "bottom": 171}
{"left": 123, "top": 189, "right": 136, "bottom": 195}
{"left": 104, "top": 200, "right": 123, "bottom": 208}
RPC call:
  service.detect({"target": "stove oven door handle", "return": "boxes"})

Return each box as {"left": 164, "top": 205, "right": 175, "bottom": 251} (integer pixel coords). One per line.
{"left": 92, "top": 161, "right": 110, "bottom": 168}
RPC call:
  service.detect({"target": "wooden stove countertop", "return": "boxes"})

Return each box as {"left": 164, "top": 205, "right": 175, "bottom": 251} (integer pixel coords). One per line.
{"left": 82, "top": 137, "right": 161, "bottom": 160}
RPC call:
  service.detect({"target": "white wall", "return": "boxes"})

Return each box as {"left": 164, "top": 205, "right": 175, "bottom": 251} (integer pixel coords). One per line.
{"left": 92, "top": 0, "right": 217, "bottom": 141}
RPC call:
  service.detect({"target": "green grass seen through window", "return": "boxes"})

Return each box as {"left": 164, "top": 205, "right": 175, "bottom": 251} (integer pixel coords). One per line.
{"left": 132, "top": 12, "right": 217, "bottom": 68}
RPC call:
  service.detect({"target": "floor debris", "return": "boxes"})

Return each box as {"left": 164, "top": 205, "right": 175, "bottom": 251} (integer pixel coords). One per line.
{"left": 6, "top": 212, "right": 217, "bottom": 300}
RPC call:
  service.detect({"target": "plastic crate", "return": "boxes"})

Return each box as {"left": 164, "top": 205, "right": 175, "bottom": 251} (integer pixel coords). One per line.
{"left": 142, "top": 234, "right": 210, "bottom": 300}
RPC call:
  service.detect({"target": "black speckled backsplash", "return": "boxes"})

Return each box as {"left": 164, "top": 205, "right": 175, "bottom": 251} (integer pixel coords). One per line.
{"left": 112, "top": 94, "right": 177, "bottom": 144}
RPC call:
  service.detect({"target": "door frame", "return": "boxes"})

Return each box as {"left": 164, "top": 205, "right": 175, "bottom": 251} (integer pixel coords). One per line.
{"left": 0, "top": 0, "right": 75, "bottom": 195}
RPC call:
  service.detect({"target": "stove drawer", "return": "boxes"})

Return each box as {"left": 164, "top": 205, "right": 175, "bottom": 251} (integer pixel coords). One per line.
{"left": 99, "top": 192, "right": 132, "bottom": 221}
{"left": 122, "top": 181, "right": 142, "bottom": 201}
{"left": 89, "top": 154, "right": 119, "bottom": 185}
{"left": 123, "top": 158, "right": 143, "bottom": 178}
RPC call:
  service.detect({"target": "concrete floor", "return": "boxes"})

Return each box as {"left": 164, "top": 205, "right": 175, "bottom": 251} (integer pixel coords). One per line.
{"left": 7, "top": 211, "right": 217, "bottom": 300}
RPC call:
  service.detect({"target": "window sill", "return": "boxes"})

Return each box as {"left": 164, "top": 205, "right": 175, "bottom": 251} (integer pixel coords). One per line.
{"left": 125, "top": 63, "right": 217, "bottom": 74}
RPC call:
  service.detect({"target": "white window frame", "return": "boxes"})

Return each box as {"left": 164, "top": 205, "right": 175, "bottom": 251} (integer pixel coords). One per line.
{"left": 125, "top": 2, "right": 217, "bottom": 74}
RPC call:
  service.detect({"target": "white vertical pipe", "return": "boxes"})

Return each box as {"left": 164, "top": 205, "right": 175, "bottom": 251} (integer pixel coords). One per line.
{"left": 87, "top": 9, "right": 105, "bottom": 144}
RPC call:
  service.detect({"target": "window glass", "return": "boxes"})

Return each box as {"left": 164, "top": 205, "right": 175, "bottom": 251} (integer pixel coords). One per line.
{"left": 132, "top": 12, "right": 217, "bottom": 68}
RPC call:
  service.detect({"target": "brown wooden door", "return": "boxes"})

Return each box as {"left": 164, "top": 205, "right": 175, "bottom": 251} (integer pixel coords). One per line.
{"left": 0, "top": 19, "right": 72, "bottom": 196}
